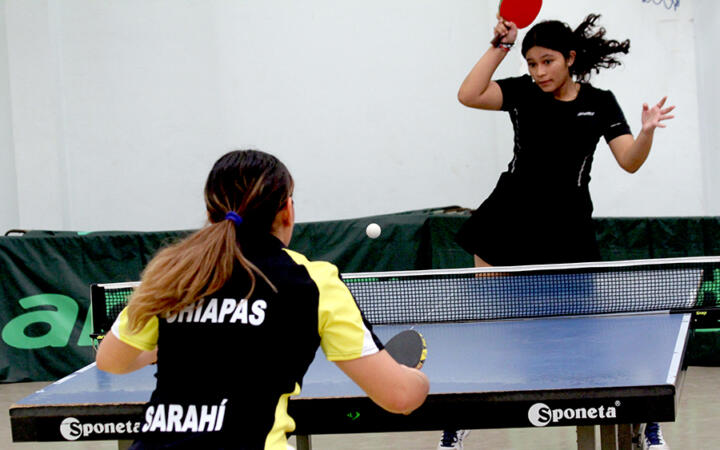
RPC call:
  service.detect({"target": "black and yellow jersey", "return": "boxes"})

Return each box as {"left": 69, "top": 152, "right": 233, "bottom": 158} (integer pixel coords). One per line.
{"left": 111, "top": 232, "right": 382, "bottom": 449}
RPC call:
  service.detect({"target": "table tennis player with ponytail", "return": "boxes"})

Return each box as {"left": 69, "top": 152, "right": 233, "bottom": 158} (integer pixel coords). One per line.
{"left": 455, "top": 13, "right": 675, "bottom": 269}
{"left": 95, "top": 150, "right": 429, "bottom": 450}
{"left": 446, "top": 11, "right": 676, "bottom": 450}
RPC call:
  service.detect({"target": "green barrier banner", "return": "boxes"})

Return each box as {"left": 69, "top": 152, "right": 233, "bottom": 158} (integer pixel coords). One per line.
{"left": 2, "top": 213, "right": 720, "bottom": 382}
{"left": 0, "top": 232, "right": 188, "bottom": 382}
{"left": 0, "top": 210, "right": 469, "bottom": 382}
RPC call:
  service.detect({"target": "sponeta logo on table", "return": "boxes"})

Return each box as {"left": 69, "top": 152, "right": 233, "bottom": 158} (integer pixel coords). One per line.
{"left": 60, "top": 417, "right": 142, "bottom": 441}
{"left": 527, "top": 401, "right": 620, "bottom": 427}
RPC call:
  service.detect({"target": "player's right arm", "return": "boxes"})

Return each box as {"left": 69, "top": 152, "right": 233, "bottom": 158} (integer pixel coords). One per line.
{"left": 96, "top": 331, "right": 158, "bottom": 374}
{"left": 335, "top": 351, "right": 429, "bottom": 415}
{"left": 96, "top": 308, "right": 158, "bottom": 374}
{"left": 457, "top": 18, "right": 518, "bottom": 110}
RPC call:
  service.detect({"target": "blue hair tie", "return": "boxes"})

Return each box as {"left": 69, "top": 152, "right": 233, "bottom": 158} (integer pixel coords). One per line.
{"left": 224, "top": 211, "right": 243, "bottom": 225}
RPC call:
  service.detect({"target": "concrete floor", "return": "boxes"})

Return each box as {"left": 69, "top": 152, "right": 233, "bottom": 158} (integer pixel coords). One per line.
{"left": 3, "top": 366, "right": 720, "bottom": 449}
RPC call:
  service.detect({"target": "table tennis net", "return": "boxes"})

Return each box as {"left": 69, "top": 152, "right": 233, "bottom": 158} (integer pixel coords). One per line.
{"left": 91, "top": 258, "right": 720, "bottom": 334}
{"left": 342, "top": 259, "right": 720, "bottom": 324}
{"left": 90, "top": 282, "right": 139, "bottom": 338}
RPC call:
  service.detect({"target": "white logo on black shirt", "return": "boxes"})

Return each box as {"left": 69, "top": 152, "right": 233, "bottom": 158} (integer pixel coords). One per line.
{"left": 577, "top": 111, "right": 595, "bottom": 117}
{"left": 142, "top": 399, "right": 228, "bottom": 433}
{"left": 166, "top": 298, "right": 267, "bottom": 325}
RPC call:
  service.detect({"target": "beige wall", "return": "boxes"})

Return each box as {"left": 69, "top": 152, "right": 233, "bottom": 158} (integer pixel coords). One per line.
{"left": 1, "top": 0, "right": 715, "bottom": 232}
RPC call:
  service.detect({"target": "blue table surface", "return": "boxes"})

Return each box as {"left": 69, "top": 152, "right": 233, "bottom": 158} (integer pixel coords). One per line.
{"left": 14, "top": 312, "right": 688, "bottom": 407}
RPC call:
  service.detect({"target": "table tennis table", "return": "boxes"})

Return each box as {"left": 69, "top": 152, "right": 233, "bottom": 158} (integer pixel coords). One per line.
{"left": 11, "top": 256, "right": 717, "bottom": 450}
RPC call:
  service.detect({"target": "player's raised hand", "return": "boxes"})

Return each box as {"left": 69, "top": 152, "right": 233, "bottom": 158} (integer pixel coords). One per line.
{"left": 494, "top": 14, "right": 518, "bottom": 44}
{"left": 641, "top": 96, "right": 675, "bottom": 133}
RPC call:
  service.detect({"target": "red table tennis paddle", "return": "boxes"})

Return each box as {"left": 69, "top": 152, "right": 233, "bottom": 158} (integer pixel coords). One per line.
{"left": 384, "top": 329, "right": 427, "bottom": 369}
{"left": 491, "top": 0, "right": 543, "bottom": 47}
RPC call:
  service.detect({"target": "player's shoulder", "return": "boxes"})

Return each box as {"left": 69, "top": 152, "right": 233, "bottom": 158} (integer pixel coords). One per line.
{"left": 580, "top": 83, "right": 618, "bottom": 101}
{"left": 282, "top": 248, "right": 341, "bottom": 280}
{"left": 496, "top": 74, "right": 535, "bottom": 90}
{"left": 496, "top": 75, "right": 542, "bottom": 108}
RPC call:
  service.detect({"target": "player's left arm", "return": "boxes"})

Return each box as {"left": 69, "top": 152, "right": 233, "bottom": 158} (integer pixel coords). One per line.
{"left": 609, "top": 96, "right": 675, "bottom": 173}
{"left": 96, "top": 332, "right": 158, "bottom": 374}
{"left": 297, "top": 257, "right": 430, "bottom": 414}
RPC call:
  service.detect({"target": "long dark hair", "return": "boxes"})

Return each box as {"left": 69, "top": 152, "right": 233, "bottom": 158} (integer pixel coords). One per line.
{"left": 521, "top": 14, "right": 630, "bottom": 82}
{"left": 126, "top": 149, "right": 293, "bottom": 333}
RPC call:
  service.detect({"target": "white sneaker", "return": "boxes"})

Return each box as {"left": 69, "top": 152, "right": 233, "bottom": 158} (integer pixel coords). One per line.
{"left": 643, "top": 423, "right": 669, "bottom": 450}
{"left": 438, "top": 429, "right": 471, "bottom": 450}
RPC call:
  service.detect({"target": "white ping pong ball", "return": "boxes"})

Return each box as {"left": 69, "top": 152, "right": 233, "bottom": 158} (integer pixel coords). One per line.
{"left": 366, "top": 223, "right": 381, "bottom": 239}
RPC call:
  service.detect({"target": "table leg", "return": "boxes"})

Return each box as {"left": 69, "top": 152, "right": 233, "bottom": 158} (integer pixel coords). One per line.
{"left": 596, "top": 423, "right": 642, "bottom": 449}
{"left": 600, "top": 424, "right": 618, "bottom": 449}
{"left": 576, "top": 425, "right": 596, "bottom": 450}
{"left": 295, "top": 434, "right": 312, "bottom": 450}
{"left": 617, "top": 424, "right": 638, "bottom": 449}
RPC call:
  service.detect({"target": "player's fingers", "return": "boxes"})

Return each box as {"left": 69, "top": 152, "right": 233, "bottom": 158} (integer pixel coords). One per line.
{"left": 657, "top": 96, "right": 668, "bottom": 108}
{"left": 497, "top": 14, "right": 511, "bottom": 26}
{"left": 496, "top": 15, "right": 513, "bottom": 28}
{"left": 661, "top": 105, "right": 676, "bottom": 114}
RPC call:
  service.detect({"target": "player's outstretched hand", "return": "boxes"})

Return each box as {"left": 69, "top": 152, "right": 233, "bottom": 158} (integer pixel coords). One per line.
{"left": 641, "top": 96, "right": 675, "bottom": 133}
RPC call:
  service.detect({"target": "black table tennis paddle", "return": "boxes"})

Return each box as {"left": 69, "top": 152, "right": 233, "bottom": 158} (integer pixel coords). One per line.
{"left": 384, "top": 329, "right": 427, "bottom": 369}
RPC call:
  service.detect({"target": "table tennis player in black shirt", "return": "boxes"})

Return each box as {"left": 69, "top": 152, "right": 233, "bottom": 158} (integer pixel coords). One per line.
{"left": 447, "top": 13, "right": 675, "bottom": 450}
{"left": 455, "top": 13, "right": 674, "bottom": 269}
